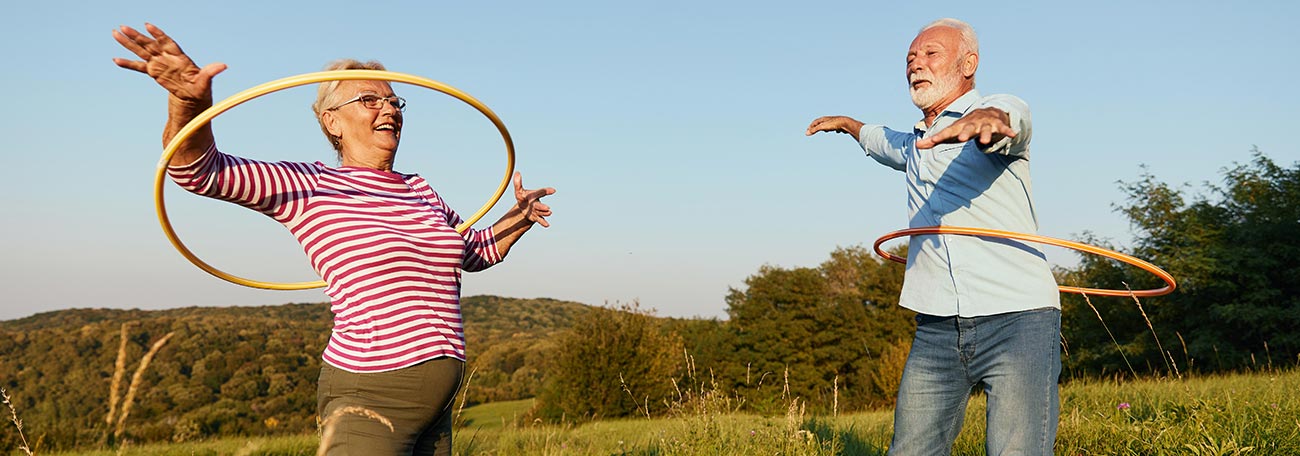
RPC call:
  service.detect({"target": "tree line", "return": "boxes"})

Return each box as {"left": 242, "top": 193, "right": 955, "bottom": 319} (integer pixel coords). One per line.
{"left": 2, "top": 151, "right": 1295, "bottom": 451}
{"left": 536, "top": 150, "right": 1300, "bottom": 420}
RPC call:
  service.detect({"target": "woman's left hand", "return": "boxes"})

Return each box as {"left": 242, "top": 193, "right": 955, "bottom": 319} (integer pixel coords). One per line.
{"left": 513, "top": 172, "right": 556, "bottom": 227}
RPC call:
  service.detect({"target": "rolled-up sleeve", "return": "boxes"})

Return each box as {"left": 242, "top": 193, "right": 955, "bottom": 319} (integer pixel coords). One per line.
{"left": 975, "top": 94, "right": 1032, "bottom": 158}
{"left": 460, "top": 226, "right": 502, "bottom": 272}
{"left": 859, "top": 125, "right": 912, "bottom": 172}
{"left": 439, "top": 204, "right": 502, "bottom": 272}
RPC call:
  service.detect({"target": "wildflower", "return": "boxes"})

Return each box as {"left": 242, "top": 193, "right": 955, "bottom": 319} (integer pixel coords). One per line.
{"left": 1117, "top": 402, "right": 1131, "bottom": 411}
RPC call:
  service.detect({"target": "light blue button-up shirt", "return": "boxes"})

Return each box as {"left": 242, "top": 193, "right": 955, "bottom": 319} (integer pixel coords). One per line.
{"left": 859, "top": 89, "right": 1060, "bottom": 317}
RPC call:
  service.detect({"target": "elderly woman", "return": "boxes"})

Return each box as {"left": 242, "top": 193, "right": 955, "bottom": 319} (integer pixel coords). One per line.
{"left": 112, "top": 23, "right": 554, "bottom": 455}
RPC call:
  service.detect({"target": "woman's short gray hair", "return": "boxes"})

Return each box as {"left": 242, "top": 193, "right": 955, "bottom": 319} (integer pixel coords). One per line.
{"left": 311, "top": 59, "right": 387, "bottom": 156}
{"left": 920, "top": 18, "right": 979, "bottom": 56}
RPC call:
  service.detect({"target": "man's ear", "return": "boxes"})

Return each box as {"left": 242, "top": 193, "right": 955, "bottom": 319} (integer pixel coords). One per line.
{"left": 962, "top": 53, "right": 979, "bottom": 78}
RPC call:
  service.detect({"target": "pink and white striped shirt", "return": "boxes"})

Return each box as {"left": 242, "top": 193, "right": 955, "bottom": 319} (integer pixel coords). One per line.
{"left": 168, "top": 146, "right": 501, "bottom": 373}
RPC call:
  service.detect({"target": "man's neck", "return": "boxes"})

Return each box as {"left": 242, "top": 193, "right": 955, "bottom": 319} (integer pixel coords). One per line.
{"left": 920, "top": 85, "right": 975, "bottom": 128}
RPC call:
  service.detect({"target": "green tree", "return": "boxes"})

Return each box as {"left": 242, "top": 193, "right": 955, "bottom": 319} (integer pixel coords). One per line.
{"left": 536, "top": 302, "right": 683, "bottom": 421}
{"left": 1061, "top": 150, "right": 1300, "bottom": 377}
{"left": 722, "top": 246, "right": 910, "bottom": 413}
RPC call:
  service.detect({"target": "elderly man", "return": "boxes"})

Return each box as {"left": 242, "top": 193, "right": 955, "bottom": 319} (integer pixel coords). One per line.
{"left": 806, "top": 18, "right": 1061, "bottom": 455}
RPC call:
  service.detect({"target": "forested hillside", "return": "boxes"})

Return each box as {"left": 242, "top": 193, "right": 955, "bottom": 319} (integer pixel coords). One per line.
{"left": 0, "top": 296, "right": 587, "bottom": 452}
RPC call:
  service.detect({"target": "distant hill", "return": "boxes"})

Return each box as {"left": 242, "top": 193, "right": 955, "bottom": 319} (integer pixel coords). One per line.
{"left": 0, "top": 296, "right": 591, "bottom": 452}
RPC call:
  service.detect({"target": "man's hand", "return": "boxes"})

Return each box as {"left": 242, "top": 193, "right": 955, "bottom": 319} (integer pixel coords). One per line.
{"left": 915, "top": 107, "right": 1014, "bottom": 149}
{"left": 805, "top": 116, "right": 865, "bottom": 141}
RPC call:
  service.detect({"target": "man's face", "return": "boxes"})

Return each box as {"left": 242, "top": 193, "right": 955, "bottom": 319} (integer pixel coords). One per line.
{"left": 906, "top": 26, "right": 968, "bottom": 111}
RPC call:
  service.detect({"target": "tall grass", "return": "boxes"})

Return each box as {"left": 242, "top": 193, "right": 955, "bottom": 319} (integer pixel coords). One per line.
{"left": 3, "top": 388, "right": 33, "bottom": 455}
{"left": 97, "top": 323, "right": 175, "bottom": 447}
{"left": 102, "top": 323, "right": 129, "bottom": 434}
{"left": 29, "top": 368, "right": 1300, "bottom": 455}
{"left": 460, "top": 369, "right": 1300, "bottom": 455}
{"left": 114, "top": 331, "right": 175, "bottom": 441}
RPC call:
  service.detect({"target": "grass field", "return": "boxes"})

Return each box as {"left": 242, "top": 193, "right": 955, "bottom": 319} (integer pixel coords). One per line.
{"left": 33, "top": 369, "right": 1300, "bottom": 455}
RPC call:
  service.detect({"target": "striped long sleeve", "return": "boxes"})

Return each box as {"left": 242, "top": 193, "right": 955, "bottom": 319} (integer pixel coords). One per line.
{"left": 168, "top": 147, "right": 501, "bottom": 372}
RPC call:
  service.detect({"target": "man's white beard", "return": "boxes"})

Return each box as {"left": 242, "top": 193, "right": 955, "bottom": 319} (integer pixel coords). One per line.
{"left": 910, "top": 70, "right": 962, "bottom": 111}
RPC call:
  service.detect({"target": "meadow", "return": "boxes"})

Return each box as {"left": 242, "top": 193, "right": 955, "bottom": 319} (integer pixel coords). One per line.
{"left": 27, "top": 367, "right": 1298, "bottom": 456}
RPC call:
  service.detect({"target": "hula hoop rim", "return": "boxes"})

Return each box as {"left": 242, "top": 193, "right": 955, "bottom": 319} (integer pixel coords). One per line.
{"left": 155, "top": 69, "right": 515, "bottom": 290}
{"left": 872, "top": 226, "right": 1177, "bottom": 297}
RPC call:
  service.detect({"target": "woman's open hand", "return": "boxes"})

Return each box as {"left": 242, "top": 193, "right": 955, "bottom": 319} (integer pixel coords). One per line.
{"left": 112, "top": 23, "right": 226, "bottom": 103}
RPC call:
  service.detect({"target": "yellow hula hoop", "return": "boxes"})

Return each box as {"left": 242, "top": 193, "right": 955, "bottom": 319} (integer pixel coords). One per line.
{"left": 155, "top": 70, "right": 515, "bottom": 290}
{"left": 873, "top": 226, "right": 1177, "bottom": 297}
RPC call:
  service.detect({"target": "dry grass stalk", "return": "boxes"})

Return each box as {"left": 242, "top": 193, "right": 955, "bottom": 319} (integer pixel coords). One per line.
{"left": 618, "top": 373, "right": 651, "bottom": 419}
{"left": 1060, "top": 332, "right": 1071, "bottom": 358}
{"left": 1081, "top": 292, "right": 1138, "bottom": 378}
{"left": 784, "top": 396, "right": 805, "bottom": 439}
{"left": 781, "top": 368, "right": 790, "bottom": 402}
{"left": 1176, "top": 331, "right": 1192, "bottom": 370}
{"left": 454, "top": 365, "right": 477, "bottom": 425}
{"left": 317, "top": 406, "right": 393, "bottom": 456}
{"left": 114, "top": 331, "right": 175, "bottom": 440}
{"left": 3, "top": 388, "right": 33, "bottom": 455}
{"left": 105, "top": 322, "right": 130, "bottom": 429}
{"left": 1264, "top": 341, "right": 1274, "bottom": 371}
{"left": 832, "top": 374, "right": 839, "bottom": 418}
{"left": 1124, "top": 283, "right": 1176, "bottom": 378}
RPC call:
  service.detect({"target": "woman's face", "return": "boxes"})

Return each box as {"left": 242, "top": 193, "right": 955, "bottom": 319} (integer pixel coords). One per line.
{"left": 324, "top": 80, "right": 404, "bottom": 160}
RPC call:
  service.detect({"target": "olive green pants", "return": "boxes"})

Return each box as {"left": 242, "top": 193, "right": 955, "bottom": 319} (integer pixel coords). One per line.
{"left": 317, "top": 357, "right": 464, "bottom": 456}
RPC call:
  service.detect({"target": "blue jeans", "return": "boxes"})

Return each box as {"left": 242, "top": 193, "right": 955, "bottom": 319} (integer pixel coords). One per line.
{"left": 888, "top": 308, "right": 1061, "bottom": 456}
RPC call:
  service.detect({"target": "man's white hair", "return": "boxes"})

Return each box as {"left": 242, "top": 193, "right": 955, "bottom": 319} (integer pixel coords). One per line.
{"left": 920, "top": 18, "right": 979, "bottom": 56}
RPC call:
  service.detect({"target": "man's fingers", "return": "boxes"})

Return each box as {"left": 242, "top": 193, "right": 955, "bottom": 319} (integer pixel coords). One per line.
{"left": 951, "top": 126, "right": 972, "bottom": 142}
{"left": 806, "top": 116, "right": 844, "bottom": 136}
{"left": 805, "top": 117, "right": 829, "bottom": 134}
{"left": 999, "top": 124, "right": 1017, "bottom": 138}
{"left": 917, "top": 129, "right": 952, "bottom": 149}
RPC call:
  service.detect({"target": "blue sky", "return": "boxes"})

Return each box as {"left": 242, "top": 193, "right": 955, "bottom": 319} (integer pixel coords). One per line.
{"left": 2, "top": 1, "right": 1296, "bottom": 321}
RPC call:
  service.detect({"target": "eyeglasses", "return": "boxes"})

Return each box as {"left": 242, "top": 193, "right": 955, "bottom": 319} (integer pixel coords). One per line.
{"left": 328, "top": 93, "right": 407, "bottom": 112}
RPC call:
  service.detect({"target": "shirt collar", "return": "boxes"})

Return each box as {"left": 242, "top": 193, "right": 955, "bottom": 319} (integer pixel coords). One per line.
{"left": 913, "top": 89, "right": 982, "bottom": 133}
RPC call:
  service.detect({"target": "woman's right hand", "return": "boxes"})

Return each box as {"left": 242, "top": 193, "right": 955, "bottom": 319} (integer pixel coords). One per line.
{"left": 112, "top": 23, "right": 226, "bottom": 104}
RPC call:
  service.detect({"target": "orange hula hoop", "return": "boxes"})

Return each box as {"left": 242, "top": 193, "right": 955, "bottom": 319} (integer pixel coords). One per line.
{"left": 872, "top": 226, "right": 1177, "bottom": 297}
